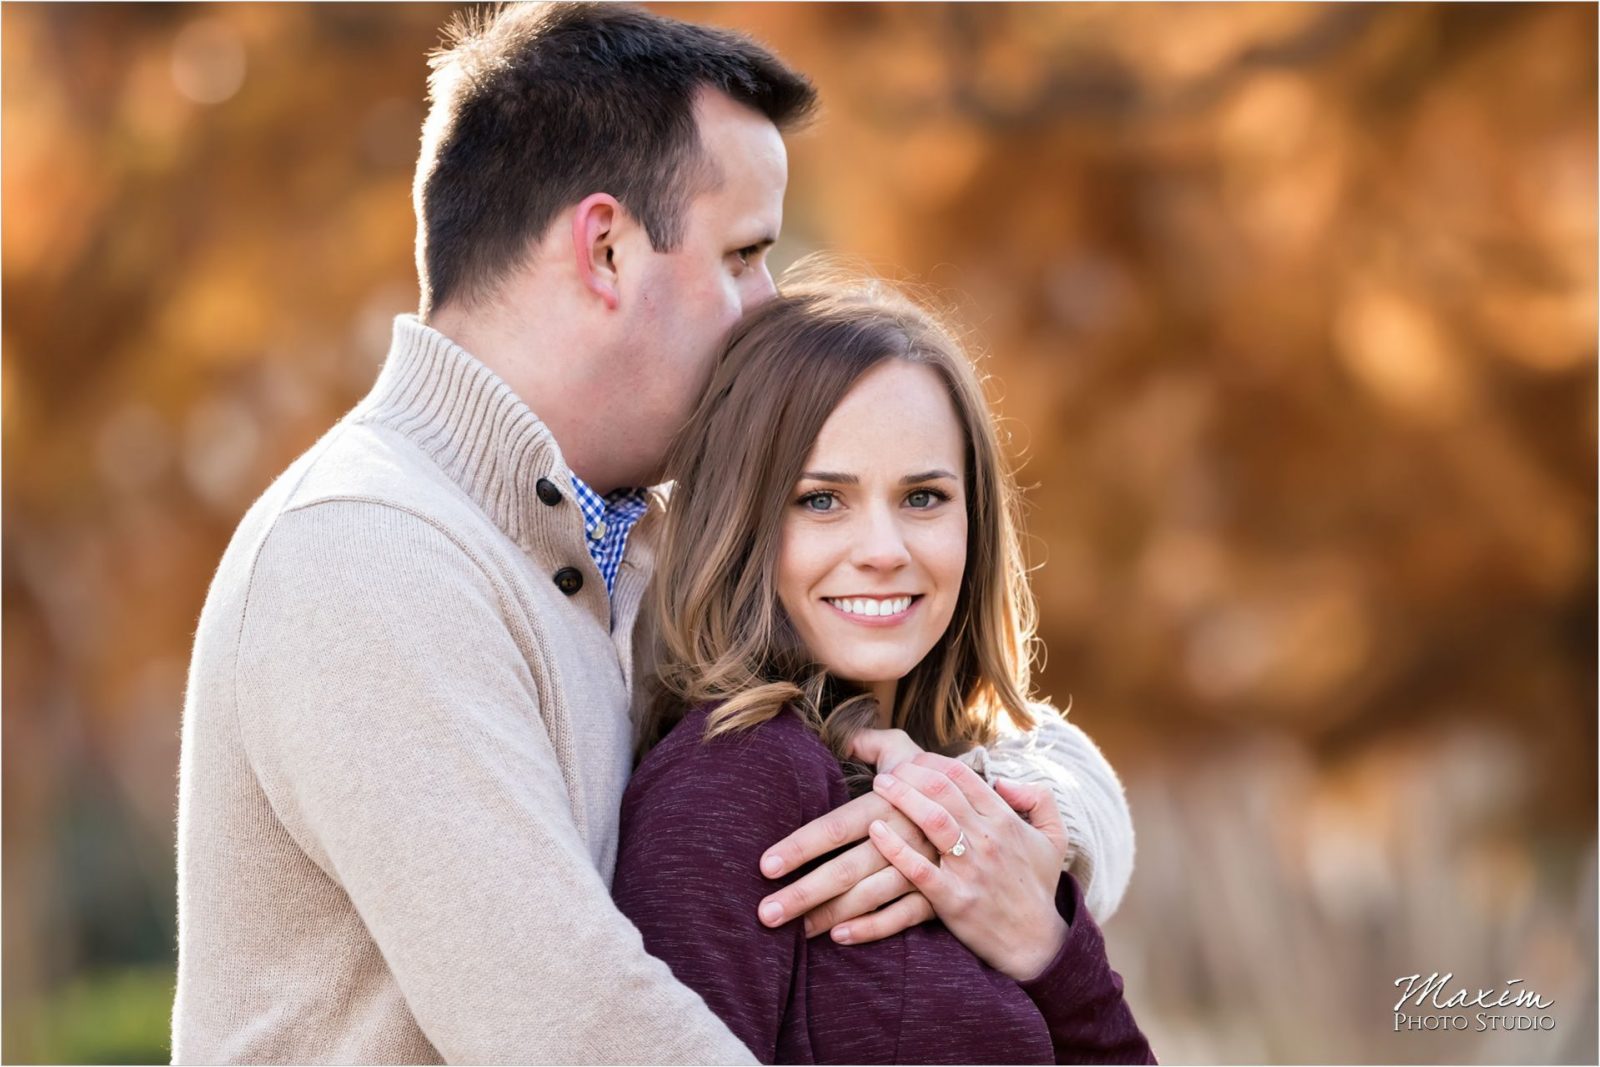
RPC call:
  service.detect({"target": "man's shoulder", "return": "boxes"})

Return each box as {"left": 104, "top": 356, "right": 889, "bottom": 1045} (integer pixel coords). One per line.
{"left": 270, "top": 418, "right": 469, "bottom": 519}
{"left": 202, "top": 420, "right": 506, "bottom": 626}
{"left": 241, "top": 419, "right": 497, "bottom": 553}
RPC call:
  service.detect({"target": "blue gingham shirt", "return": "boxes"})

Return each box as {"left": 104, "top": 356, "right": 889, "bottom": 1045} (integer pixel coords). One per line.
{"left": 568, "top": 474, "right": 650, "bottom": 599}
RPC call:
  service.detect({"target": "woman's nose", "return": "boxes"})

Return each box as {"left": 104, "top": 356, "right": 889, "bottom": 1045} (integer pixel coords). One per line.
{"left": 851, "top": 506, "right": 912, "bottom": 571}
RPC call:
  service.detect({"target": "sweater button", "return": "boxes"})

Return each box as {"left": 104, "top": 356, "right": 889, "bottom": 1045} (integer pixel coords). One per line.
{"left": 553, "top": 567, "right": 584, "bottom": 596}
{"left": 535, "top": 478, "right": 563, "bottom": 506}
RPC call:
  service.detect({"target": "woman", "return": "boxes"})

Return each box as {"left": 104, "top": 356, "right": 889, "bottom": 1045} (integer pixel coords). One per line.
{"left": 613, "top": 268, "right": 1153, "bottom": 1065}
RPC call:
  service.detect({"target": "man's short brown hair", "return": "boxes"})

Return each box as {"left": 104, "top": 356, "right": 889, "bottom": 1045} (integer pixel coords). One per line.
{"left": 414, "top": 3, "right": 816, "bottom": 318}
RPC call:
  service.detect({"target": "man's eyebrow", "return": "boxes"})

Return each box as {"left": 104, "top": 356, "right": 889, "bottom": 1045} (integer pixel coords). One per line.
{"left": 740, "top": 235, "right": 777, "bottom": 251}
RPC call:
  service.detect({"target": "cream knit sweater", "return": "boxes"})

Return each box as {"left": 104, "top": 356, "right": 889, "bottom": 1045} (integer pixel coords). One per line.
{"left": 172, "top": 316, "right": 1133, "bottom": 1064}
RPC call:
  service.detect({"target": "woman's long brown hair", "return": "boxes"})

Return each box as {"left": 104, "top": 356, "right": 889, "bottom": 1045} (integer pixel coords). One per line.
{"left": 641, "top": 261, "right": 1040, "bottom": 771}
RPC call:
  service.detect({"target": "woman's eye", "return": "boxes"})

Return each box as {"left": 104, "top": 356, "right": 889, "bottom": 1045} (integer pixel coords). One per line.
{"left": 906, "top": 488, "right": 947, "bottom": 509}
{"left": 798, "top": 491, "right": 836, "bottom": 512}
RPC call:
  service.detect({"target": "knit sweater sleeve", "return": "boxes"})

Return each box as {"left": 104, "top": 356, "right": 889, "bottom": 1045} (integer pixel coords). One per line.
{"left": 232, "top": 501, "right": 755, "bottom": 1066}
{"left": 960, "top": 704, "right": 1135, "bottom": 923}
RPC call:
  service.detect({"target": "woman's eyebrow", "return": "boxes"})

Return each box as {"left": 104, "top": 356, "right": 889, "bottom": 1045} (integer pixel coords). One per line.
{"left": 798, "top": 470, "right": 858, "bottom": 484}
{"left": 796, "top": 469, "right": 958, "bottom": 485}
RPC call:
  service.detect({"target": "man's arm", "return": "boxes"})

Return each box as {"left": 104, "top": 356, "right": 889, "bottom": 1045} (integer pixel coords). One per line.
{"left": 966, "top": 704, "right": 1135, "bottom": 922}
{"left": 234, "top": 501, "right": 754, "bottom": 1065}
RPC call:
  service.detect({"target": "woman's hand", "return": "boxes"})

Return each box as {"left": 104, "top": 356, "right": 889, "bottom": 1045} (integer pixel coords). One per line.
{"left": 862, "top": 752, "right": 1071, "bottom": 982}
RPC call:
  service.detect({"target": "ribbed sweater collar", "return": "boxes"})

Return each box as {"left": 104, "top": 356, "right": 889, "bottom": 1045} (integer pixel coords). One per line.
{"left": 352, "top": 314, "right": 582, "bottom": 555}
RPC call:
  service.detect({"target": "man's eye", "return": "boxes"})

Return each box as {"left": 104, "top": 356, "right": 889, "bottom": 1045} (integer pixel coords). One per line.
{"left": 797, "top": 491, "right": 837, "bottom": 512}
{"left": 734, "top": 245, "right": 760, "bottom": 267}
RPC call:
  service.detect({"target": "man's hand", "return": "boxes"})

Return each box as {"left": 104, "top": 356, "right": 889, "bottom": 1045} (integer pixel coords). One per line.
{"left": 867, "top": 752, "right": 1072, "bottom": 982}
{"left": 845, "top": 727, "right": 922, "bottom": 775}
{"left": 756, "top": 727, "right": 935, "bottom": 940}
{"left": 757, "top": 791, "right": 937, "bottom": 938}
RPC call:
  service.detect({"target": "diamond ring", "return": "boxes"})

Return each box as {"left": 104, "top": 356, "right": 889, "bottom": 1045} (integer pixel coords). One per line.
{"left": 943, "top": 829, "right": 968, "bottom": 858}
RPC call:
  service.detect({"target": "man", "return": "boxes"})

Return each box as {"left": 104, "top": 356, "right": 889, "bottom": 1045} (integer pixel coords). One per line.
{"left": 173, "top": 5, "right": 1134, "bottom": 1063}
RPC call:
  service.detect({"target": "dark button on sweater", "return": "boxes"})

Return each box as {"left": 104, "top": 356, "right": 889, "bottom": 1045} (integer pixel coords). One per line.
{"left": 553, "top": 567, "right": 583, "bottom": 596}
{"left": 535, "top": 478, "right": 563, "bottom": 506}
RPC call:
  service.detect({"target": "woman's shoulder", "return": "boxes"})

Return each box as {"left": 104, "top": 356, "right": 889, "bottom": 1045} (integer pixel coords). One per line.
{"left": 625, "top": 703, "right": 842, "bottom": 826}
{"left": 646, "top": 702, "right": 834, "bottom": 773}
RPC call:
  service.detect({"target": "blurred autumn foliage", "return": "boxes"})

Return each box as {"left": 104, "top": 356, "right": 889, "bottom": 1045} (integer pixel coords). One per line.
{"left": 3, "top": 3, "right": 1595, "bottom": 1063}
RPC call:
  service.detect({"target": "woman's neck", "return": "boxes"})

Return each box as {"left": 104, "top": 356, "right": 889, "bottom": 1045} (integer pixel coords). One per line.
{"left": 869, "top": 681, "right": 896, "bottom": 728}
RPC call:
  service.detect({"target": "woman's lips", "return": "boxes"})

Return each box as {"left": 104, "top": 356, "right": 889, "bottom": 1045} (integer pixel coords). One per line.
{"left": 821, "top": 594, "right": 922, "bottom": 626}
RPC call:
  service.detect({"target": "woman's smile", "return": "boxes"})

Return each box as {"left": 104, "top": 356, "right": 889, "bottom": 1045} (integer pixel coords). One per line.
{"left": 821, "top": 594, "right": 923, "bottom": 624}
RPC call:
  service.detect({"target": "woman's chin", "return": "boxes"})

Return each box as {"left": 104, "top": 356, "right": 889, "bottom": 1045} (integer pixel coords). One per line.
{"left": 824, "top": 665, "right": 911, "bottom": 692}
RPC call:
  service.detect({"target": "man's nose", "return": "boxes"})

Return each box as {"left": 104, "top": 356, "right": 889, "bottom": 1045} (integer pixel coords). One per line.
{"left": 745, "top": 263, "right": 778, "bottom": 309}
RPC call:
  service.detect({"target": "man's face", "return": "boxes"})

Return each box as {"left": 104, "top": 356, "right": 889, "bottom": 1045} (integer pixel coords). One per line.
{"left": 613, "top": 90, "right": 788, "bottom": 485}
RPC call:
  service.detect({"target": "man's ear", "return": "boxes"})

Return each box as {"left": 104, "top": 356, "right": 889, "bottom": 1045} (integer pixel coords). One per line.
{"left": 571, "top": 192, "right": 622, "bottom": 311}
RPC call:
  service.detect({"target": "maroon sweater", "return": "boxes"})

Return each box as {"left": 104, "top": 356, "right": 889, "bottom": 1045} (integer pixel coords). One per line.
{"left": 613, "top": 706, "right": 1155, "bottom": 1064}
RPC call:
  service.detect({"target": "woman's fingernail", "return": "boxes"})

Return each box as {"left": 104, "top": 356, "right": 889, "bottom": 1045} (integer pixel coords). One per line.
{"left": 832, "top": 925, "right": 853, "bottom": 944}
{"left": 759, "top": 900, "right": 784, "bottom": 925}
{"left": 761, "top": 854, "right": 783, "bottom": 876}
{"left": 874, "top": 774, "right": 895, "bottom": 791}
{"left": 869, "top": 819, "right": 888, "bottom": 836}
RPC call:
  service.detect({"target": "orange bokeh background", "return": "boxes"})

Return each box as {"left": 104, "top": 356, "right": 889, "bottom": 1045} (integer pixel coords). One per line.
{"left": 4, "top": 4, "right": 1595, "bottom": 1062}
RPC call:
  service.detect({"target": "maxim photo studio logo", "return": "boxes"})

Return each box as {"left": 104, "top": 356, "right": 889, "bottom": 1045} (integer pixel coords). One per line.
{"left": 1393, "top": 972, "right": 1555, "bottom": 1033}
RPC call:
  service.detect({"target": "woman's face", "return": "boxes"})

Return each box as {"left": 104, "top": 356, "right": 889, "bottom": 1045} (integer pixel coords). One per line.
{"left": 776, "top": 359, "right": 969, "bottom": 696}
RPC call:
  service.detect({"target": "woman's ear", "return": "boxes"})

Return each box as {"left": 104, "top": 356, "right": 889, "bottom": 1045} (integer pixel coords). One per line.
{"left": 570, "top": 192, "right": 621, "bottom": 310}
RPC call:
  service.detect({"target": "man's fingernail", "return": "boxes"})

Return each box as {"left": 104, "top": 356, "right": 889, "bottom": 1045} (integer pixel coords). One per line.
{"left": 759, "top": 900, "right": 784, "bottom": 925}
{"left": 802, "top": 919, "right": 815, "bottom": 938}
{"left": 832, "top": 925, "right": 853, "bottom": 944}
{"left": 761, "top": 854, "right": 783, "bottom": 876}
{"left": 874, "top": 774, "right": 894, "bottom": 791}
